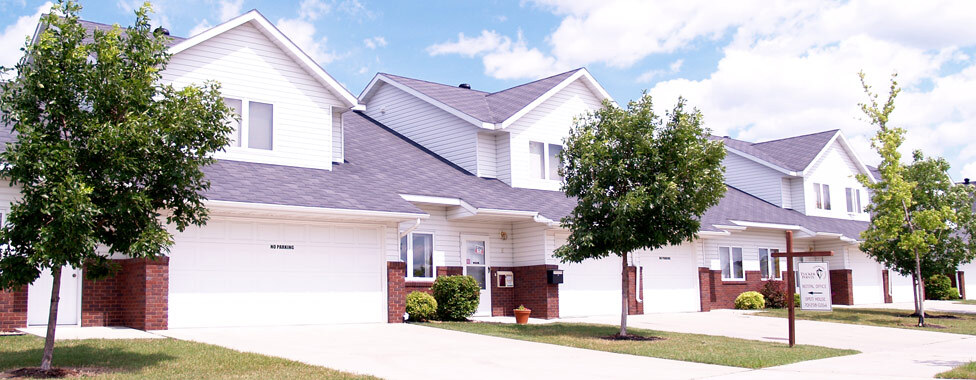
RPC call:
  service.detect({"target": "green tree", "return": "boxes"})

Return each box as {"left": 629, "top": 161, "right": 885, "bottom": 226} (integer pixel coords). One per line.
{"left": 554, "top": 94, "right": 726, "bottom": 336}
{"left": 855, "top": 72, "right": 971, "bottom": 327}
{"left": 0, "top": 1, "right": 232, "bottom": 370}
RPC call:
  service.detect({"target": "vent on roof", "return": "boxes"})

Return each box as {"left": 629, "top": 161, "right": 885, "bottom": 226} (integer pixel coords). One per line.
{"left": 153, "top": 27, "right": 170, "bottom": 36}
{"left": 966, "top": 178, "right": 971, "bottom": 185}
{"left": 458, "top": 83, "right": 471, "bottom": 89}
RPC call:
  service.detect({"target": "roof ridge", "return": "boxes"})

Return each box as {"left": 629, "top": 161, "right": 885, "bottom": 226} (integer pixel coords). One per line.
{"left": 378, "top": 72, "right": 490, "bottom": 94}
{"left": 485, "top": 68, "right": 583, "bottom": 97}
{"left": 753, "top": 129, "right": 839, "bottom": 146}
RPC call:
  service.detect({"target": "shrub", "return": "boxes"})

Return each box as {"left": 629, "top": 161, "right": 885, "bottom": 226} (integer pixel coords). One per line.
{"left": 431, "top": 275, "right": 481, "bottom": 321}
{"left": 760, "top": 281, "right": 786, "bottom": 308}
{"left": 734, "top": 291, "right": 765, "bottom": 310}
{"left": 925, "top": 274, "right": 957, "bottom": 300}
{"left": 405, "top": 291, "right": 437, "bottom": 322}
{"left": 794, "top": 293, "right": 801, "bottom": 306}
{"left": 948, "top": 287, "right": 962, "bottom": 300}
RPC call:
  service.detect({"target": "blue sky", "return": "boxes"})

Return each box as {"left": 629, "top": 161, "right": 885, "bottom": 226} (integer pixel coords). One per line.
{"left": 1, "top": 0, "right": 975, "bottom": 181}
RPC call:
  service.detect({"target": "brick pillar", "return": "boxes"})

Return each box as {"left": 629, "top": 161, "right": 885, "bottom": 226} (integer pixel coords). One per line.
{"left": 82, "top": 275, "right": 122, "bottom": 327}
{"left": 490, "top": 267, "right": 516, "bottom": 316}
{"left": 0, "top": 287, "right": 28, "bottom": 332}
{"left": 115, "top": 257, "right": 169, "bottom": 330}
{"left": 958, "top": 271, "right": 967, "bottom": 299}
{"left": 829, "top": 269, "right": 853, "bottom": 305}
{"left": 698, "top": 267, "right": 712, "bottom": 312}
{"left": 513, "top": 265, "right": 559, "bottom": 319}
{"left": 882, "top": 270, "right": 893, "bottom": 303}
{"left": 627, "top": 266, "right": 643, "bottom": 315}
{"left": 387, "top": 261, "right": 406, "bottom": 323}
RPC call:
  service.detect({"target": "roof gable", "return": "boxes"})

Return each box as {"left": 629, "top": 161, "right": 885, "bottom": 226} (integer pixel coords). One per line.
{"left": 169, "top": 10, "right": 359, "bottom": 109}
{"left": 751, "top": 129, "right": 838, "bottom": 171}
{"left": 360, "top": 68, "right": 612, "bottom": 128}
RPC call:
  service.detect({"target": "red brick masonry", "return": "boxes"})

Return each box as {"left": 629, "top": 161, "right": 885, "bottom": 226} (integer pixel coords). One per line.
{"left": 627, "top": 266, "right": 643, "bottom": 315}
{"left": 829, "top": 269, "right": 853, "bottom": 305}
{"left": 0, "top": 287, "right": 27, "bottom": 332}
{"left": 698, "top": 267, "right": 856, "bottom": 310}
{"left": 958, "top": 271, "right": 967, "bottom": 299}
{"left": 882, "top": 270, "right": 893, "bottom": 303}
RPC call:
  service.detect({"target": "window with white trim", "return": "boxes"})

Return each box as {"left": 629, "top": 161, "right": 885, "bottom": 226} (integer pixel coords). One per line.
{"left": 846, "top": 187, "right": 863, "bottom": 213}
{"left": 814, "top": 183, "right": 831, "bottom": 210}
{"left": 528, "top": 141, "right": 563, "bottom": 180}
{"left": 720, "top": 246, "right": 744, "bottom": 280}
{"left": 400, "top": 232, "right": 434, "bottom": 279}
{"left": 759, "top": 248, "right": 780, "bottom": 279}
{"left": 223, "top": 97, "right": 274, "bottom": 150}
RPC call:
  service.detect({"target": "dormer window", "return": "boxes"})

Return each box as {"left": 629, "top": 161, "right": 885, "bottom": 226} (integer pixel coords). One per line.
{"left": 846, "top": 188, "right": 862, "bottom": 213}
{"left": 814, "top": 183, "right": 831, "bottom": 210}
{"left": 529, "top": 141, "right": 563, "bottom": 181}
{"left": 223, "top": 97, "right": 274, "bottom": 150}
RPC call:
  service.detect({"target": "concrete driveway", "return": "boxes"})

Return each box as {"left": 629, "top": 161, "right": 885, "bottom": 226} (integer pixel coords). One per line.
{"left": 156, "top": 323, "right": 746, "bottom": 380}
{"left": 566, "top": 309, "right": 976, "bottom": 379}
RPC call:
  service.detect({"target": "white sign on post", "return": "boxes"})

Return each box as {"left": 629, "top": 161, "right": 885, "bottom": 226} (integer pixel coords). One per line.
{"left": 798, "top": 262, "right": 832, "bottom": 311}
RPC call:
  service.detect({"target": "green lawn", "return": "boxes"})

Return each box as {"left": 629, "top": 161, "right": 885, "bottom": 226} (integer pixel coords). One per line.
{"left": 756, "top": 308, "right": 976, "bottom": 335}
{"left": 0, "top": 335, "right": 376, "bottom": 379}
{"left": 937, "top": 362, "right": 976, "bottom": 379}
{"left": 421, "top": 322, "right": 856, "bottom": 369}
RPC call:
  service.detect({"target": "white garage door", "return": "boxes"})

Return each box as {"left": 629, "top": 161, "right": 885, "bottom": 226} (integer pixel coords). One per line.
{"left": 849, "top": 250, "right": 883, "bottom": 304}
{"left": 889, "top": 271, "right": 915, "bottom": 303}
{"left": 637, "top": 244, "right": 700, "bottom": 313}
{"left": 961, "top": 262, "right": 976, "bottom": 300}
{"left": 168, "top": 218, "right": 386, "bottom": 328}
{"left": 557, "top": 231, "right": 622, "bottom": 317}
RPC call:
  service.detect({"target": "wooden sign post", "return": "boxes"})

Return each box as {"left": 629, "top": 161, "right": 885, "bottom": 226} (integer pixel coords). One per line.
{"left": 771, "top": 230, "right": 833, "bottom": 347}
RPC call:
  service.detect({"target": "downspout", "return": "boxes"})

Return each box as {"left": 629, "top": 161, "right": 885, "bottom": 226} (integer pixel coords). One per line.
{"left": 399, "top": 218, "right": 422, "bottom": 238}
{"left": 634, "top": 252, "right": 643, "bottom": 303}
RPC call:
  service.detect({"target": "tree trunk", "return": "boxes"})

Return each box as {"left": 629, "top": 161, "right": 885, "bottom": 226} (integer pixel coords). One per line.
{"left": 40, "top": 266, "right": 62, "bottom": 370}
{"left": 620, "top": 253, "right": 629, "bottom": 337}
{"left": 911, "top": 275, "right": 920, "bottom": 315}
{"left": 914, "top": 249, "right": 925, "bottom": 327}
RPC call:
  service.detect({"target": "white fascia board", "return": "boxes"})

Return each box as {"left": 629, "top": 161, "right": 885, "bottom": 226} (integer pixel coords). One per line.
{"left": 698, "top": 230, "right": 733, "bottom": 237}
{"left": 400, "top": 194, "right": 479, "bottom": 215}
{"left": 168, "top": 10, "right": 361, "bottom": 109}
{"left": 725, "top": 148, "right": 799, "bottom": 176}
{"left": 498, "top": 68, "right": 616, "bottom": 129}
{"left": 814, "top": 232, "right": 861, "bottom": 244}
{"left": 711, "top": 224, "right": 748, "bottom": 231}
{"left": 728, "top": 220, "right": 817, "bottom": 237}
{"left": 205, "top": 200, "right": 427, "bottom": 221}
{"left": 363, "top": 75, "right": 492, "bottom": 129}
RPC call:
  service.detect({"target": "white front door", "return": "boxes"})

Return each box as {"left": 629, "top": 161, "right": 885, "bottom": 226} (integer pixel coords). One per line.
{"left": 27, "top": 266, "right": 81, "bottom": 326}
{"left": 462, "top": 236, "right": 491, "bottom": 316}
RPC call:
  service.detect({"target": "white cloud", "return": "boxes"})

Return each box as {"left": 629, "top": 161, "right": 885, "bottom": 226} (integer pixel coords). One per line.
{"left": 962, "top": 162, "right": 976, "bottom": 182}
{"left": 0, "top": 2, "right": 52, "bottom": 72}
{"left": 363, "top": 36, "right": 386, "bottom": 49}
{"left": 637, "top": 59, "right": 683, "bottom": 83}
{"left": 429, "top": 30, "right": 568, "bottom": 79}
{"left": 276, "top": 17, "right": 337, "bottom": 64}
{"left": 299, "top": 0, "right": 331, "bottom": 21}
{"left": 217, "top": 0, "right": 244, "bottom": 21}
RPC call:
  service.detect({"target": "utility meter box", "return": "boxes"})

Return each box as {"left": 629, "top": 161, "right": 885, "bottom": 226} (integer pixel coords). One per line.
{"left": 547, "top": 269, "right": 564, "bottom": 284}
{"left": 497, "top": 271, "right": 515, "bottom": 288}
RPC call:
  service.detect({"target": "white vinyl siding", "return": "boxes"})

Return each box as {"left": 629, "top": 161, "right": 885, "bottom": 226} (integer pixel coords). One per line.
{"left": 363, "top": 82, "right": 478, "bottom": 174}
{"left": 496, "top": 133, "right": 512, "bottom": 184}
{"left": 508, "top": 79, "right": 604, "bottom": 191}
{"left": 702, "top": 230, "right": 801, "bottom": 277}
{"left": 477, "top": 132, "right": 497, "bottom": 178}
{"left": 395, "top": 205, "right": 514, "bottom": 268}
{"left": 722, "top": 152, "right": 785, "bottom": 206}
{"left": 513, "top": 221, "right": 547, "bottom": 266}
{"left": 781, "top": 178, "right": 793, "bottom": 209}
{"left": 804, "top": 140, "right": 870, "bottom": 221}
{"left": 332, "top": 109, "right": 343, "bottom": 163}
{"left": 161, "top": 22, "right": 343, "bottom": 170}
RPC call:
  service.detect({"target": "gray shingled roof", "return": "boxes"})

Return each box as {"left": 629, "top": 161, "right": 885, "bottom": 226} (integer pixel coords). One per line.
{"left": 378, "top": 69, "right": 583, "bottom": 124}
{"left": 78, "top": 18, "right": 186, "bottom": 47}
{"left": 713, "top": 130, "right": 839, "bottom": 172}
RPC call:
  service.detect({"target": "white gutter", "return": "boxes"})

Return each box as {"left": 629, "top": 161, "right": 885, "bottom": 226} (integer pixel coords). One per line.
{"left": 205, "top": 200, "right": 428, "bottom": 221}
{"left": 399, "top": 218, "right": 422, "bottom": 238}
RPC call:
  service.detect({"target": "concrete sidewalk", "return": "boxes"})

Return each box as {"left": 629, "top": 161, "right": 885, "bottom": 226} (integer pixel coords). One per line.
{"left": 565, "top": 309, "right": 976, "bottom": 379}
{"left": 17, "top": 326, "right": 162, "bottom": 340}
{"left": 839, "top": 300, "right": 976, "bottom": 314}
{"left": 156, "top": 323, "right": 747, "bottom": 380}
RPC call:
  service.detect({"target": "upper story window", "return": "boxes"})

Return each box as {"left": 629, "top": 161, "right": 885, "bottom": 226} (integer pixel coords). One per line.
{"left": 720, "top": 246, "right": 744, "bottom": 280}
{"left": 814, "top": 183, "right": 831, "bottom": 210}
{"left": 223, "top": 97, "right": 274, "bottom": 150}
{"left": 400, "top": 232, "right": 434, "bottom": 279}
{"left": 846, "top": 188, "right": 863, "bottom": 213}
{"left": 759, "top": 248, "right": 780, "bottom": 279}
{"left": 529, "top": 141, "right": 563, "bottom": 181}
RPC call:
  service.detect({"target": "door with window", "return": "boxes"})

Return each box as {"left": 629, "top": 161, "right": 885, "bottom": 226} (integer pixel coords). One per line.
{"left": 462, "top": 236, "right": 491, "bottom": 316}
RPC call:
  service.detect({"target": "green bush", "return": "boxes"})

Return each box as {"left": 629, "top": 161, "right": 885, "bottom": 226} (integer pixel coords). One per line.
{"left": 760, "top": 281, "right": 786, "bottom": 308}
{"left": 734, "top": 291, "right": 765, "bottom": 310}
{"left": 431, "top": 275, "right": 481, "bottom": 321}
{"left": 794, "top": 293, "right": 801, "bottom": 306}
{"left": 948, "top": 287, "right": 962, "bottom": 300}
{"left": 405, "top": 291, "right": 437, "bottom": 321}
{"left": 926, "top": 274, "right": 958, "bottom": 300}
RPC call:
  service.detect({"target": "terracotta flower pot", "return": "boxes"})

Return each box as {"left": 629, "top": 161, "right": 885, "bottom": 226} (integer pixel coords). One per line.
{"left": 514, "top": 309, "right": 532, "bottom": 324}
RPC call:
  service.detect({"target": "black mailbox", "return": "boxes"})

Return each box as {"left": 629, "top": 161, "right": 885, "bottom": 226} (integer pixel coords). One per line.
{"left": 547, "top": 269, "right": 564, "bottom": 284}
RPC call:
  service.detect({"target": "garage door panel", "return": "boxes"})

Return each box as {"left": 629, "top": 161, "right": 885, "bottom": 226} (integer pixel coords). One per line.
{"left": 168, "top": 219, "right": 385, "bottom": 328}
{"left": 639, "top": 244, "right": 700, "bottom": 313}
{"left": 560, "top": 256, "right": 622, "bottom": 317}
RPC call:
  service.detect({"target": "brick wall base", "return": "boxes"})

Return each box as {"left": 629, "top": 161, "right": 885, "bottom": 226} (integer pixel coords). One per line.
{"left": 387, "top": 264, "right": 465, "bottom": 322}
{"left": 882, "top": 270, "right": 893, "bottom": 303}
{"left": 512, "top": 265, "right": 560, "bottom": 319}
{"left": 829, "top": 269, "right": 853, "bottom": 305}
{"left": 627, "top": 266, "right": 643, "bottom": 315}
{"left": 958, "top": 271, "right": 967, "bottom": 299}
{"left": 0, "top": 287, "right": 27, "bottom": 332}
{"left": 2, "top": 258, "right": 168, "bottom": 332}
